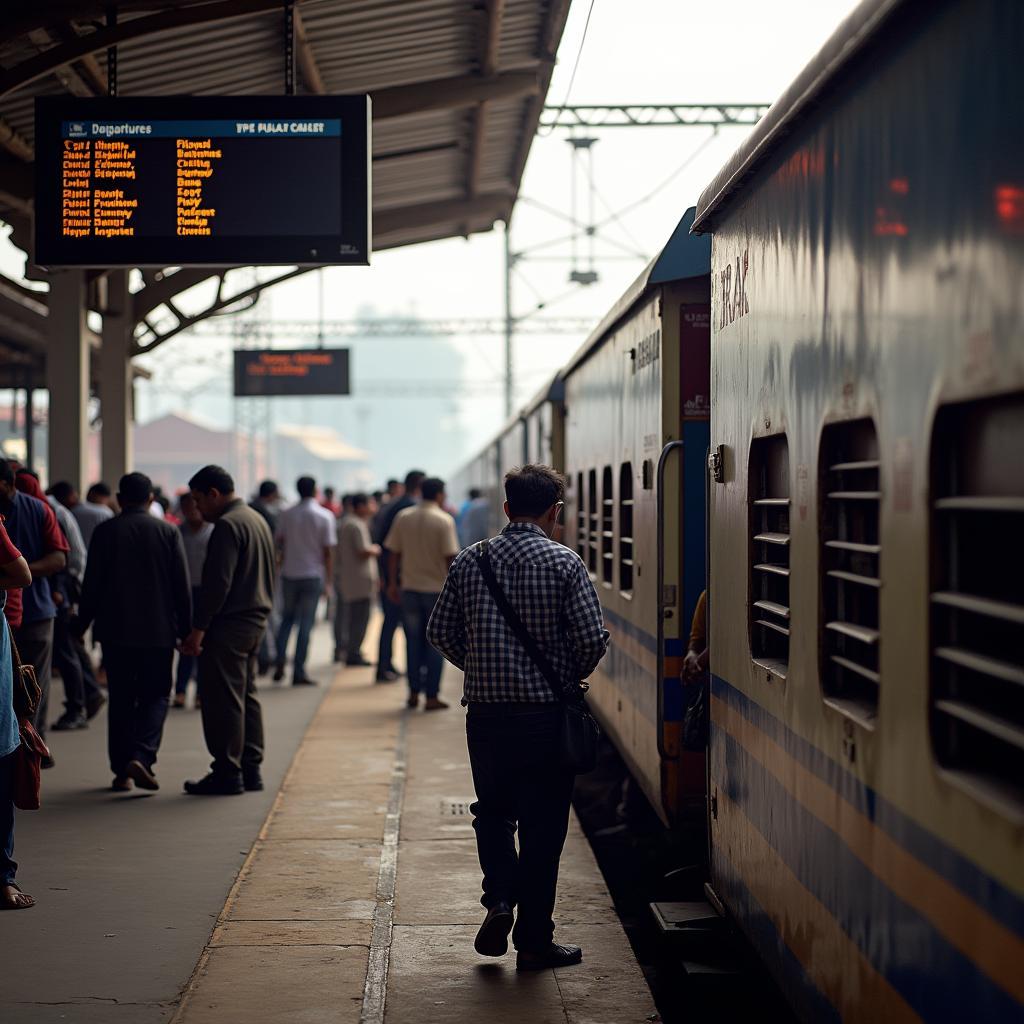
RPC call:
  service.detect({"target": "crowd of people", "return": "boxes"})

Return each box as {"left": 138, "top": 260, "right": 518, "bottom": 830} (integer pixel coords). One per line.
{"left": 2, "top": 456, "right": 612, "bottom": 976}
{"left": 0, "top": 459, "right": 479, "bottom": 908}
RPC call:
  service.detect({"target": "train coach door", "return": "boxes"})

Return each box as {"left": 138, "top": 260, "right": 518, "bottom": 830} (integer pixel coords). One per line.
{"left": 679, "top": 302, "right": 711, "bottom": 787}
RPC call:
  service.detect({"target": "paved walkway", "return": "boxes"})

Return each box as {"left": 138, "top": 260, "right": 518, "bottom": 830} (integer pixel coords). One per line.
{"left": 175, "top": 645, "right": 656, "bottom": 1023}
{"left": 1, "top": 619, "right": 656, "bottom": 1023}
{"left": 0, "top": 627, "right": 333, "bottom": 1023}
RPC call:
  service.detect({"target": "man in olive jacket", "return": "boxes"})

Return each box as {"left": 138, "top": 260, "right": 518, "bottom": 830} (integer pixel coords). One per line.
{"left": 181, "top": 465, "right": 275, "bottom": 795}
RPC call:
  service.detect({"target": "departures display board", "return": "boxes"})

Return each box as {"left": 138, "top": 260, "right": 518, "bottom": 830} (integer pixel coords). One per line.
{"left": 34, "top": 96, "right": 370, "bottom": 267}
{"left": 234, "top": 348, "right": 350, "bottom": 398}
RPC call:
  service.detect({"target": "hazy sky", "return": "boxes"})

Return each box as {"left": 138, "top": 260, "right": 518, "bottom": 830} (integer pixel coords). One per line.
{"left": 1, "top": 0, "right": 862, "bottom": 480}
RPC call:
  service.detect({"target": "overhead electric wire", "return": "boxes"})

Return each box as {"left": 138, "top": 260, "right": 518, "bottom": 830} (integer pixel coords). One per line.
{"left": 538, "top": 0, "right": 598, "bottom": 138}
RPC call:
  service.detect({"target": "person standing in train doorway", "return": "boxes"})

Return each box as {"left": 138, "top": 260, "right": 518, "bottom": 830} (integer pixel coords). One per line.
{"left": 181, "top": 466, "right": 275, "bottom": 796}
{"left": 428, "top": 465, "right": 609, "bottom": 970}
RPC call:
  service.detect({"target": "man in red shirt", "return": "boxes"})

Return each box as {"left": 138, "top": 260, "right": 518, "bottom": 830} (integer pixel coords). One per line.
{"left": 0, "top": 515, "right": 34, "bottom": 908}
{"left": 0, "top": 461, "right": 68, "bottom": 753}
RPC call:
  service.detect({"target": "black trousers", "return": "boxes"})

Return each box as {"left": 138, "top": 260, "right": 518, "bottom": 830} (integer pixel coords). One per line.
{"left": 53, "top": 610, "right": 103, "bottom": 717}
{"left": 342, "top": 598, "right": 371, "bottom": 661}
{"left": 15, "top": 618, "right": 53, "bottom": 741}
{"left": 466, "top": 702, "right": 574, "bottom": 952}
{"left": 376, "top": 592, "right": 403, "bottom": 674}
{"left": 103, "top": 644, "right": 173, "bottom": 776}
{"left": 198, "top": 620, "right": 265, "bottom": 779}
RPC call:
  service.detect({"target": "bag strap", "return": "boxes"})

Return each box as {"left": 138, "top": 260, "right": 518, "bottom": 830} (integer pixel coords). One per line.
{"left": 475, "top": 540, "right": 565, "bottom": 701}
{"left": 7, "top": 618, "right": 24, "bottom": 672}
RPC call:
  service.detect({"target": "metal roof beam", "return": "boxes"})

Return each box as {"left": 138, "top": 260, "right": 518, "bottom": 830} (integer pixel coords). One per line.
{"left": 374, "top": 191, "right": 512, "bottom": 237}
{"left": 0, "top": 119, "right": 34, "bottom": 162}
{"left": 0, "top": 0, "right": 283, "bottom": 100}
{"left": 373, "top": 70, "right": 539, "bottom": 120}
{"left": 293, "top": 7, "right": 324, "bottom": 95}
{"left": 467, "top": 0, "right": 506, "bottom": 200}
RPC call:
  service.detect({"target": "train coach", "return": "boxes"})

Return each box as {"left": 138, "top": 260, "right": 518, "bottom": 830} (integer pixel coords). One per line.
{"left": 691, "top": 0, "right": 1024, "bottom": 1020}
{"left": 450, "top": 210, "right": 712, "bottom": 825}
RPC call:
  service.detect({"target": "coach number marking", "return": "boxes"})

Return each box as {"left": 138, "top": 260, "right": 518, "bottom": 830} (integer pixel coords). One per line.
{"left": 719, "top": 248, "right": 750, "bottom": 328}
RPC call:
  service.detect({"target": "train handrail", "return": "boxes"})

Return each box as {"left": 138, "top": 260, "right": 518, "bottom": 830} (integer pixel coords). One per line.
{"left": 656, "top": 439, "right": 685, "bottom": 761}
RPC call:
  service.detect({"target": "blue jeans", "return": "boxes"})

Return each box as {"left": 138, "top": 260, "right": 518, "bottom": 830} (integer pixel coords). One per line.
{"left": 401, "top": 590, "right": 443, "bottom": 698}
{"left": 0, "top": 749, "right": 16, "bottom": 885}
{"left": 276, "top": 577, "right": 322, "bottom": 681}
{"left": 176, "top": 587, "right": 203, "bottom": 694}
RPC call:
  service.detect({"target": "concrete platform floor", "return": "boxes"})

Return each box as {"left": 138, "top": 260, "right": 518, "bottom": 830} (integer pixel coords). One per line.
{"left": 3, "top": 619, "right": 658, "bottom": 1024}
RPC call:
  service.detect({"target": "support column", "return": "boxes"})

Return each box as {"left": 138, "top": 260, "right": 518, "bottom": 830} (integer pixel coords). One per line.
{"left": 46, "top": 269, "right": 89, "bottom": 489}
{"left": 100, "top": 269, "right": 133, "bottom": 488}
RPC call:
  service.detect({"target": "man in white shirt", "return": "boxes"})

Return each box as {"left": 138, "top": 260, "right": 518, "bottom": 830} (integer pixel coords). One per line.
{"left": 384, "top": 477, "right": 460, "bottom": 710}
{"left": 273, "top": 476, "right": 337, "bottom": 686}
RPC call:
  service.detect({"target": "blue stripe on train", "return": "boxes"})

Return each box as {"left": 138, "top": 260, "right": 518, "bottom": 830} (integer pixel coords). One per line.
{"left": 711, "top": 675, "right": 1024, "bottom": 940}
{"left": 711, "top": 732, "right": 1021, "bottom": 1022}
{"left": 712, "top": 853, "right": 843, "bottom": 1024}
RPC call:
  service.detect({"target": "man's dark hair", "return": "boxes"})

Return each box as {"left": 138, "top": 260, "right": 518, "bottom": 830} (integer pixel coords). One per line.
{"left": 324, "top": 486, "right": 335, "bottom": 498}
{"left": 87, "top": 481, "right": 111, "bottom": 500}
{"left": 386, "top": 479, "right": 399, "bottom": 490}
{"left": 504, "top": 464, "right": 565, "bottom": 518}
{"left": 189, "top": 465, "right": 234, "bottom": 495}
{"left": 296, "top": 476, "right": 316, "bottom": 499}
{"left": 257, "top": 479, "right": 278, "bottom": 498}
{"left": 351, "top": 492, "right": 370, "bottom": 510}
{"left": 17, "top": 468, "right": 39, "bottom": 481}
{"left": 421, "top": 477, "right": 445, "bottom": 502}
{"left": 372, "top": 490, "right": 383, "bottom": 503}
{"left": 48, "top": 480, "right": 75, "bottom": 503}
{"left": 0, "top": 459, "right": 15, "bottom": 486}
{"left": 404, "top": 470, "right": 426, "bottom": 493}
{"left": 119, "top": 472, "right": 153, "bottom": 506}
{"left": 469, "top": 487, "right": 482, "bottom": 500}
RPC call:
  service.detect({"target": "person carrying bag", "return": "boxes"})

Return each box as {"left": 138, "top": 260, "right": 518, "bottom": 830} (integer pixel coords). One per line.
{"left": 428, "top": 464, "right": 609, "bottom": 972}
{"left": 475, "top": 541, "right": 600, "bottom": 773}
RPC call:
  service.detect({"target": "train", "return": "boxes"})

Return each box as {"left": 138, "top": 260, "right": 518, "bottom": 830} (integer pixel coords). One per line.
{"left": 449, "top": 0, "right": 1023, "bottom": 1020}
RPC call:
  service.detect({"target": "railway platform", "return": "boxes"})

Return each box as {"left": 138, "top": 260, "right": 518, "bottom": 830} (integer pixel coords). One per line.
{"left": 1, "top": 622, "right": 656, "bottom": 1024}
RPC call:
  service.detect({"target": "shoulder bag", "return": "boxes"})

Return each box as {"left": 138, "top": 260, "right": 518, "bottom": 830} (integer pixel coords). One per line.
{"left": 8, "top": 621, "right": 40, "bottom": 720}
{"left": 475, "top": 541, "right": 600, "bottom": 774}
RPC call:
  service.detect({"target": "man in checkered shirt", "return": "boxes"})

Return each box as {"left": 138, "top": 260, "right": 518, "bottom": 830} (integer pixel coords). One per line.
{"left": 427, "top": 464, "right": 608, "bottom": 971}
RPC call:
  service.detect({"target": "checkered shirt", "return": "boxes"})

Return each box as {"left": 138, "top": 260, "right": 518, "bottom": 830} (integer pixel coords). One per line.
{"left": 427, "top": 522, "right": 610, "bottom": 703}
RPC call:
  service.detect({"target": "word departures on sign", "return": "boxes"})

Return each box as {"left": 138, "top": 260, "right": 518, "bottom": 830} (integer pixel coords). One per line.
{"left": 233, "top": 348, "right": 350, "bottom": 398}
{"left": 35, "top": 96, "right": 370, "bottom": 267}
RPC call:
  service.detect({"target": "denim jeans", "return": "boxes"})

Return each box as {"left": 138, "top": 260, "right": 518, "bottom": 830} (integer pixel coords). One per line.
{"left": 400, "top": 590, "right": 442, "bottom": 697}
{"left": 176, "top": 586, "right": 203, "bottom": 694}
{"left": 275, "top": 576, "right": 322, "bottom": 680}
{"left": 466, "top": 702, "right": 574, "bottom": 952}
{"left": 0, "top": 749, "right": 16, "bottom": 885}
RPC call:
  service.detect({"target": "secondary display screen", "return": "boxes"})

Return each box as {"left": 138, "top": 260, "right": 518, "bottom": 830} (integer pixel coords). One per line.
{"left": 34, "top": 96, "right": 370, "bottom": 267}
{"left": 234, "top": 348, "right": 350, "bottom": 397}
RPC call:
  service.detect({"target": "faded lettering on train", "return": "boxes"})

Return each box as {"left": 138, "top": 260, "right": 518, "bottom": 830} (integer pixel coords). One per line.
{"left": 718, "top": 248, "right": 750, "bottom": 328}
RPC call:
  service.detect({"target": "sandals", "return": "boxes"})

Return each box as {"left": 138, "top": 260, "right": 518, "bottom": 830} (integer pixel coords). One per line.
{"left": 1, "top": 882, "right": 36, "bottom": 910}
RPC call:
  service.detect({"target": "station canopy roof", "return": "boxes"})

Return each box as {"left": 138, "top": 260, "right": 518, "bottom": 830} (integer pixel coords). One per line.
{"left": 0, "top": 0, "right": 570, "bottom": 381}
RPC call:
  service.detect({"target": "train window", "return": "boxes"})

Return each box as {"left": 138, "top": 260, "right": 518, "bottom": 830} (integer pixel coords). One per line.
{"left": 930, "top": 392, "right": 1024, "bottom": 816}
{"left": 575, "top": 471, "right": 586, "bottom": 560}
{"left": 749, "top": 434, "right": 791, "bottom": 677}
{"left": 619, "top": 463, "right": 634, "bottom": 597}
{"left": 601, "top": 466, "right": 614, "bottom": 586}
{"left": 587, "top": 468, "right": 598, "bottom": 575}
{"left": 820, "top": 419, "right": 881, "bottom": 726}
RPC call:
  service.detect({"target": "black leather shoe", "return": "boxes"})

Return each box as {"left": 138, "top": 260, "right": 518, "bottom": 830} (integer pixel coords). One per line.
{"left": 516, "top": 943, "right": 583, "bottom": 971}
{"left": 292, "top": 676, "right": 318, "bottom": 687}
{"left": 126, "top": 759, "right": 159, "bottom": 791}
{"left": 474, "top": 902, "right": 514, "bottom": 957}
{"left": 346, "top": 656, "right": 372, "bottom": 667}
{"left": 243, "top": 770, "right": 264, "bottom": 792}
{"left": 51, "top": 711, "right": 88, "bottom": 731}
{"left": 272, "top": 663, "right": 285, "bottom": 683}
{"left": 85, "top": 693, "right": 107, "bottom": 719}
{"left": 184, "top": 773, "right": 244, "bottom": 796}
{"left": 375, "top": 669, "right": 399, "bottom": 683}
